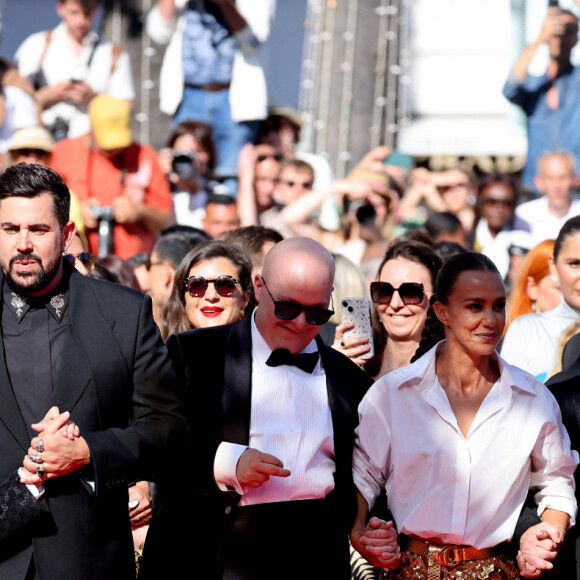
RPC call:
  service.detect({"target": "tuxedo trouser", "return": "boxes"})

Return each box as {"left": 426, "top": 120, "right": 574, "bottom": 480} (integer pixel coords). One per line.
{"left": 223, "top": 494, "right": 351, "bottom": 580}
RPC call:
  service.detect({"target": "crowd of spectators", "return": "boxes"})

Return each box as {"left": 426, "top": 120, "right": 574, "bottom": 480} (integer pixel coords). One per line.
{"left": 4, "top": 0, "right": 580, "bottom": 578}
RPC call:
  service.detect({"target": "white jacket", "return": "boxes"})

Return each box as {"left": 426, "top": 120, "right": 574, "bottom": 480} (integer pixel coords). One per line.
{"left": 146, "top": 0, "right": 274, "bottom": 121}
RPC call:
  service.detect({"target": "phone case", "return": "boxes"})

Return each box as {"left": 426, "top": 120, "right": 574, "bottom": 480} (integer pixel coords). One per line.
{"left": 340, "top": 297, "right": 375, "bottom": 360}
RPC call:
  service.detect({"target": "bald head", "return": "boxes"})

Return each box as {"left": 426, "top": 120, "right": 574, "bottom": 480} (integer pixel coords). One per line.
{"left": 255, "top": 237, "right": 335, "bottom": 353}
{"left": 262, "top": 237, "right": 335, "bottom": 288}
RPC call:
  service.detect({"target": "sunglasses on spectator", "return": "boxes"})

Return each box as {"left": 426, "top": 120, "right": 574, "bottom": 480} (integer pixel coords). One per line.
{"left": 280, "top": 179, "right": 313, "bottom": 190}
{"left": 64, "top": 252, "right": 94, "bottom": 270}
{"left": 261, "top": 277, "right": 334, "bottom": 325}
{"left": 482, "top": 198, "right": 513, "bottom": 208}
{"left": 184, "top": 275, "right": 240, "bottom": 297}
{"left": 370, "top": 281, "right": 425, "bottom": 305}
{"left": 257, "top": 153, "right": 283, "bottom": 163}
{"left": 13, "top": 148, "right": 50, "bottom": 157}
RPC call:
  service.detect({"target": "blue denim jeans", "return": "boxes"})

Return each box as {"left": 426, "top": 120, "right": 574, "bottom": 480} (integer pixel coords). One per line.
{"left": 173, "top": 86, "right": 260, "bottom": 195}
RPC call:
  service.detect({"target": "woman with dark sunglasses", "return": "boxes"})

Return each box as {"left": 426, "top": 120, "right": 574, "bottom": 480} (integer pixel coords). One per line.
{"left": 334, "top": 240, "right": 442, "bottom": 379}
{"left": 159, "top": 241, "right": 252, "bottom": 341}
{"left": 351, "top": 251, "right": 577, "bottom": 579}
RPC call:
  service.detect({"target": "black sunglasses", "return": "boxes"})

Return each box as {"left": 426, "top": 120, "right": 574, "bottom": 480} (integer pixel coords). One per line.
{"left": 370, "top": 281, "right": 425, "bottom": 306}
{"left": 64, "top": 252, "right": 94, "bottom": 270}
{"left": 184, "top": 275, "right": 240, "bottom": 297}
{"left": 261, "top": 277, "right": 334, "bottom": 326}
{"left": 257, "top": 153, "right": 283, "bottom": 163}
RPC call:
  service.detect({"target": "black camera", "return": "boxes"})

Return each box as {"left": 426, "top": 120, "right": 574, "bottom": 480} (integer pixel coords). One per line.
{"left": 345, "top": 199, "right": 377, "bottom": 227}
{"left": 171, "top": 151, "right": 197, "bottom": 180}
{"left": 48, "top": 117, "right": 70, "bottom": 142}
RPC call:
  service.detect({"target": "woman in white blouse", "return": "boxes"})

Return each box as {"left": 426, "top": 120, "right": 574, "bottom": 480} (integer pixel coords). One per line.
{"left": 350, "top": 251, "right": 577, "bottom": 579}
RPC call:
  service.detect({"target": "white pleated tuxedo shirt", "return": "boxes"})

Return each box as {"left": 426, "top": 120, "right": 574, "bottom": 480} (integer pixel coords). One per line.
{"left": 214, "top": 312, "right": 336, "bottom": 505}
{"left": 353, "top": 342, "right": 578, "bottom": 549}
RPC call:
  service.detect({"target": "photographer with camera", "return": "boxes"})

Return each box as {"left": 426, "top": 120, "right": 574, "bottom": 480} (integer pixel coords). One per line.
{"left": 158, "top": 120, "right": 218, "bottom": 230}
{"left": 274, "top": 150, "right": 400, "bottom": 265}
{"left": 50, "top": 95, "right": 173, "bottom": 259}
{"left": 503, "top": 6, "right": 580, "bottom": 192}
{"left": 15, "top": 0, "right": 134, "bottom": 142}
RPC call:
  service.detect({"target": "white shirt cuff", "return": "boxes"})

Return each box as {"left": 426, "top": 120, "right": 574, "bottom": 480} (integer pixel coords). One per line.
{"left": 17, "top": 468, "right": 44, "bottom": 499}
{"left": 214, "top": 442, "right": 247, "bottom": 495}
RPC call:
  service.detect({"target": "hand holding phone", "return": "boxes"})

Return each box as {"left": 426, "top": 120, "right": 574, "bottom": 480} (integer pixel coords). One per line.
{"left": 340, "top": 297, "right": 375, "bottom": 360}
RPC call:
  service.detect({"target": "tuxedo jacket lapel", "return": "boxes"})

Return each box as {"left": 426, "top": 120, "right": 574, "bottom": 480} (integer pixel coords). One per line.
{"left": 52, "top": 270, "right": 128, "bottom": 416}
{"left": 317, "top": 336, "right": 360, "bottom": 485}
{"left": 0, "top": 276, "right": 32, "bottom": 450}
{"left": 221, "top": 316, "right": 253, "bottom": 445}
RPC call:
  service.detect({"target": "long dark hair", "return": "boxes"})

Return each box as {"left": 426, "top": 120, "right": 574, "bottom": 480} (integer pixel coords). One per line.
{"left": 365, "top": 240, "right": 442, "bottom": 377}
{"left": 412, "top": 251, "right": 501, "bottom": 361}
{"left": 159, "top": 241, "right": 252, "bottom": 341}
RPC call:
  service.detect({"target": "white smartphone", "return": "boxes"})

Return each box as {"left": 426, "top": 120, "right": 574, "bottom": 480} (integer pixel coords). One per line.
{"left": 340, "top": 297, "right": 375, "bottom": 360}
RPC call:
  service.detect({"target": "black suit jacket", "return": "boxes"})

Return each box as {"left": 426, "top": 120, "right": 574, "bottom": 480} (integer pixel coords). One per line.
{"left": 0, "top": 266, "right": 187, "bottom": 580}
{"left": 513, "top": 366, "right": 580, "bottom": 579}
{"left": 140, "top": 314, "right": 373, "bottom": 579}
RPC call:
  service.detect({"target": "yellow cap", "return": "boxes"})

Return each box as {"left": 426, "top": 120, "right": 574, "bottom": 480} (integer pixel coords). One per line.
{"left": 89, "top": 95, "right": 131, "bottom": 150}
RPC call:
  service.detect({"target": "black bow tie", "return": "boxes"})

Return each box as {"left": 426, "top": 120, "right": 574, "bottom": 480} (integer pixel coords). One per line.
{"left": 266, "top": 349, "right": 319, "bottom": 373}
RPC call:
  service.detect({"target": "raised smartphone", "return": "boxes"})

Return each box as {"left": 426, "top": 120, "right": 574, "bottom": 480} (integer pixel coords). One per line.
{"left": 340, "top": 297, "right": 375, "bottom": 360}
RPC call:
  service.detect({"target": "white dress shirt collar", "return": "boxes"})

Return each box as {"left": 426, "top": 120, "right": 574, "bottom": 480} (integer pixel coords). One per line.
{"left": 401, "top": 341, "right": 537, "bottom": 397}
{"left": 250, "top": 308, "right": 321, "bottom": 374}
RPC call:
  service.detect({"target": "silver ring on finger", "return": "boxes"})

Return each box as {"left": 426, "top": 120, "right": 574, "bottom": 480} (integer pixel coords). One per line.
{"left": 32, "top": 451, "right": 42, "bottom": 462}
{"left": 36, "top": 463, "right": 46, "bottom": 478}
{"left": 36, "top": 439, "right": 44, "bottom": 452}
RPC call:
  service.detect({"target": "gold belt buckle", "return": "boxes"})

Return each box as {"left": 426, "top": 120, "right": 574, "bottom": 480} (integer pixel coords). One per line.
{"left": 433, "top": 546, "right": 460, "bottom": 567}
{"left": 426, "top": 545, "right": 460, "bottom": 579}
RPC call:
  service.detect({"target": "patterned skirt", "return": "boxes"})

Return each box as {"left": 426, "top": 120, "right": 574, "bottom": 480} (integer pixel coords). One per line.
{"left": 381, "top": 550, "right": 519, "bottom": 580}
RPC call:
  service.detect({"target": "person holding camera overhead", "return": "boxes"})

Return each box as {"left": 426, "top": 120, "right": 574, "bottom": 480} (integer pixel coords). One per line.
{"left": 15, "top": 0, "right": 134, "bottom": 142}
{"left": 158, "top": 120, "right": 219, "bottom": 229}
{"left": 50, "top": 95, "right": 173, "bottom": 259}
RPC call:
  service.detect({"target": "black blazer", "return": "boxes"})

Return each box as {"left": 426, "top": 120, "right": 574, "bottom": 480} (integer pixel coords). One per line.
{"left": 140, "top": 314, "right": 373, "bottom": 579}
{"left": 513, "top": 366, "right": 580, "bottom": 579}
{"left": 0, "top": 266, "right": 187, "bottom": 580}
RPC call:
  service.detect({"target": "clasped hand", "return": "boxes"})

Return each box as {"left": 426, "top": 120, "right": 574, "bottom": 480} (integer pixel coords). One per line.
{"left": 517, "top": 522, "right": 564, "bottom": 578}
{"left": 351, "top": 517, "right": 400, "bottom": 569}
{"left": 20, "top": 406, "right": 89, "bottom": 485}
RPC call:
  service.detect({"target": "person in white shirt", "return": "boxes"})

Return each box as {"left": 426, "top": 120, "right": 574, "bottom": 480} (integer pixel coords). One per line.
{"left": 515, "top": 149, "right": 580, "bottom": 246}
{"left": 351, "top": 251, "right": 577, "bottom": 579}
{"left": 139, "top": 237, "right": 373, "bottom": 580}
{"left": 501, "top": 215, "right": 580, "bottom": 381}
{"left": 14, "top": 0, "right": 134, "bottom": 140}
{"left": 146, "top": 0, "right": 274, "bottom": 189}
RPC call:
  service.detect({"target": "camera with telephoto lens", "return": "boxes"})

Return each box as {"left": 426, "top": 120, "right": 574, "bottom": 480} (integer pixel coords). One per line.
{"left": 90, "top": 206, "right": 115, "bottom": 258}
{"left": 344, "top": 199, "right": 377, "bottom": 227}
{"left": 172, "top": 150, "right": 197, "bottom": 181}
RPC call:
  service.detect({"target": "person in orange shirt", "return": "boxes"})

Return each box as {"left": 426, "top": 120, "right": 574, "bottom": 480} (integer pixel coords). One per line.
{"left": 50, "top": 95, "right": 173, "bottom": 259}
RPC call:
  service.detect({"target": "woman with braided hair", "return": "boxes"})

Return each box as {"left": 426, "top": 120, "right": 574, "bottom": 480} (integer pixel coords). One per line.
{"left": 350, "top": 251, "right": 577, "bottom": 579}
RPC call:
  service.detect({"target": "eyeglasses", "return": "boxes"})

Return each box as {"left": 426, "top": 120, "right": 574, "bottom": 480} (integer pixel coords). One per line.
{"left": 261, "top": 277, "right": 334, "bottom": 325}
{"left": 184, "top": 275, "right": 240, "bottom": 297}
{"left": 64, "top": 252, "right": 94, "bottom": 270}
{"left": 280, "top": 179, "right": 313, "bottom": 190}
{"left": 145, "top": 258, "right": 164, "bottom": 271}
{"left": 482, "top": 198, "right": 513, "bottom": 208}
{"left": 370, "top": 281, "right": 425, "bottom": 306}
{"left": 257, "top": 153, "right": 283, "bottom": 163}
